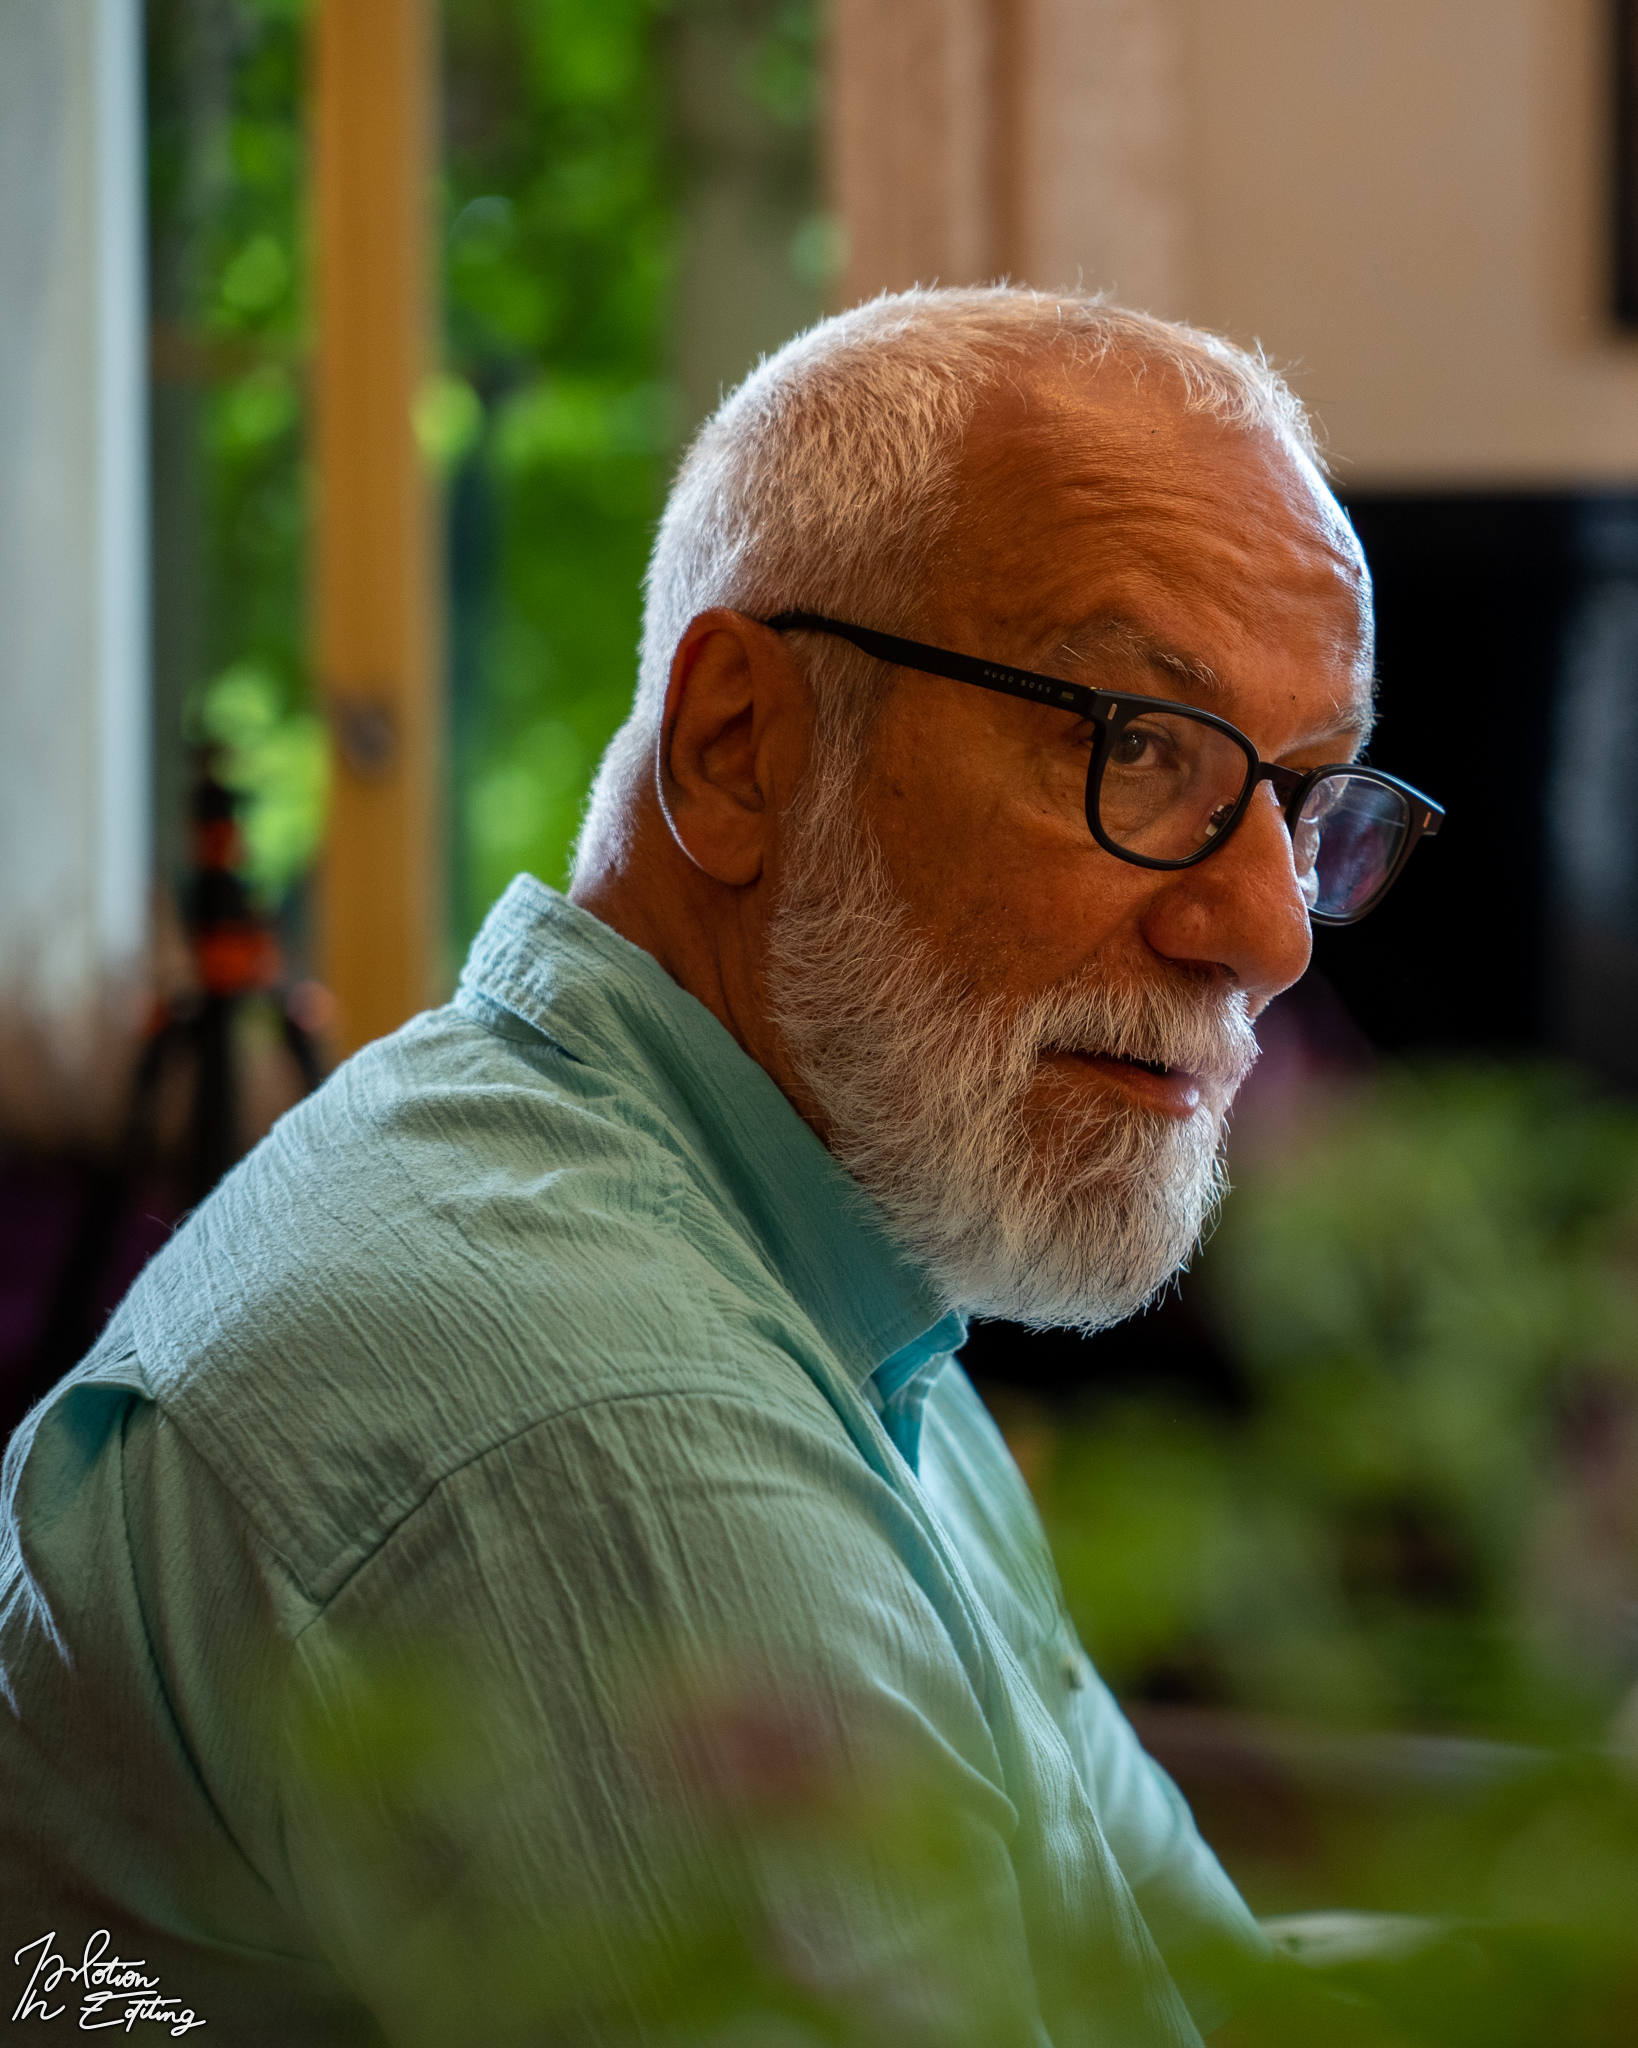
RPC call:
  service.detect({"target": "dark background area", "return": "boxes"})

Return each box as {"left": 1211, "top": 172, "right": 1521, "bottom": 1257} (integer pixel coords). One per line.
{"left": 1315, "top": 492, "right": 1572, "bottom": 1058}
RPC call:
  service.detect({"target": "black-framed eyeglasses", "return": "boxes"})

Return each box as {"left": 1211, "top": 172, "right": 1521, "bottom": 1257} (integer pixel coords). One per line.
{"left": 765, "top": 610, "right": 1443, "bottom": 927}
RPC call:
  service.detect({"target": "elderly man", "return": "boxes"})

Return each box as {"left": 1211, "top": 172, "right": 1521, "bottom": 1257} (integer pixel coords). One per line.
{"left": 1, "top": 289, "right": 1437, "bottom": 2045}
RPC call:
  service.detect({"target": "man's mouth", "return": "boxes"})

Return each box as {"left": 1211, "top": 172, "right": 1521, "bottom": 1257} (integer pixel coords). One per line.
{"left": 1049, "top": 1045, "right": 1206, "bottom": 1116}
{"left": 1104, "top": 1052, "right": 1172, "bottom": 1078}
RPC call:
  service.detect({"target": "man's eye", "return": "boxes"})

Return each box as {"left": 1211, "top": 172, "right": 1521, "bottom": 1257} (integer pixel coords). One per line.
{"left": 1110, "top": 729, "right": 1154, "bottom": 767}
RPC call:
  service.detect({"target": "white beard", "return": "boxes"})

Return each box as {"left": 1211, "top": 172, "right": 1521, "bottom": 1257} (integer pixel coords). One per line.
{"left": 765, "top": 777, "right": 1261, "bottom": 1333}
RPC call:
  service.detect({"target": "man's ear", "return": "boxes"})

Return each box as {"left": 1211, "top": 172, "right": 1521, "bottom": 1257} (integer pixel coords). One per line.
{"left": 658, "top": 610, "right": 806, "bottom": 886}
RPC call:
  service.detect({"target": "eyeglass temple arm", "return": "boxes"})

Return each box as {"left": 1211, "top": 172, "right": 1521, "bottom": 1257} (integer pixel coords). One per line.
{"left": 763, "top": 611, "right": 1106, "bottom": 720}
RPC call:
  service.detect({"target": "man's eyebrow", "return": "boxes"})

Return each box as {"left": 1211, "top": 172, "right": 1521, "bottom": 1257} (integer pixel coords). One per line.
{"left": 1051, "top": 616, "right": 1378, "bottom": 747}
{"left": 1051, "top": 619, "right": 1224, "bottom": 693}
{"left": 1326, "top": 701, "right": 1378, "bottom": 745}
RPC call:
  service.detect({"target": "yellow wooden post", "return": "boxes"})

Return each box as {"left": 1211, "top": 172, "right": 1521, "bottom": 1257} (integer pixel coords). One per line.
{"left": 311, "top": 0, "right": 441, "bottom": 1056}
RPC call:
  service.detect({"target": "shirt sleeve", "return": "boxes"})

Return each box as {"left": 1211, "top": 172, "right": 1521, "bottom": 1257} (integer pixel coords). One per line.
{"left": 278, "top": 1386, "right": 1071, "bottom": 2048}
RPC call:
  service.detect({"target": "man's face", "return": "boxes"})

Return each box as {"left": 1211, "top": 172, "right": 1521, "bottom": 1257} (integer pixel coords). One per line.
{"left": 869, "top": 371, "right": 1373, "bottom": 1113}
{"left": 766, "top": 366, "right": 1374, "bottom": 1327}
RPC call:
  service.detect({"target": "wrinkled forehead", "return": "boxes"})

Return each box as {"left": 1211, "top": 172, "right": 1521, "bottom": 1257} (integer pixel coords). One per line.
{"left": 940, "top": 364, "right": 1374, "bottom": 689}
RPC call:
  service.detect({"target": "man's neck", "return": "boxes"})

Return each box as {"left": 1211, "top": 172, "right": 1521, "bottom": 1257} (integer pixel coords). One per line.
{"left": 569, "top": 801, "right": 807, "bottom": 1118}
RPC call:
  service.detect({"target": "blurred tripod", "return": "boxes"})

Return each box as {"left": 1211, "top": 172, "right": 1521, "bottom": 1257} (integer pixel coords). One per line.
{"left": 26, "top": 757, "right": 326, "bottom": 1387}
{"left": 141, "top": 761, "right": 324, "bottom": 1201}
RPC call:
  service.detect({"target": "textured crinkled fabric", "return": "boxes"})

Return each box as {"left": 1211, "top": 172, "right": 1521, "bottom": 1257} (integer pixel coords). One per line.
{"left": 0, "top": 878, "right": 1264, "bottom": 2045}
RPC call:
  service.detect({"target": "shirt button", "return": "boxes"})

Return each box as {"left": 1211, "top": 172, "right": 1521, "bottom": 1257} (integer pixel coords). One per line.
{"left": 1061, "top": 1650, "right": 1087, "bottom": 1692}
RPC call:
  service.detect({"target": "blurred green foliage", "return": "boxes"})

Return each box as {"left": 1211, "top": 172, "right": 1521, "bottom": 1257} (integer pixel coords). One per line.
{"left": 1038, "top": 1065, "right": 1638, "bottom": 1745}
{"left": 287, "top": 1647, "right": 1046, "bottom": 2048}
{"left": 148, "top": 0, "right": 821, "bottom": 948}
{"left": 148, "top": 0, "right": 314, "bottom": 901}
{"left": 441, "top": 0, "right": 683, "bottom": 941}
{"left": 197, "top": 661, "right": 329, "bottom": 899}
{"left": 283, "top": 1591, "right": 1638, "bottom": 2045}
{"left": 1013, "top": 1062, "right": 1638, "bottom": 2036}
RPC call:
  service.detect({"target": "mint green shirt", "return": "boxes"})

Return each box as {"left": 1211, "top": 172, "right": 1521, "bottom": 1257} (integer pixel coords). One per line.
{"left": 0, "top": 880, "right": 1262, "bottom": 2044}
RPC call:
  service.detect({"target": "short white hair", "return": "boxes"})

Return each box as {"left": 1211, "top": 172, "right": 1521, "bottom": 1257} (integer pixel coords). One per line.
{"left": 574, "top": 284, "right": 1319, "bottom": 876}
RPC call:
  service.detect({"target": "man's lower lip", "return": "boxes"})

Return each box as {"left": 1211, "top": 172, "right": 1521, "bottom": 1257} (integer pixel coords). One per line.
{"left": 1057, "top": 1050, "right": 1204, "bottom": 1115}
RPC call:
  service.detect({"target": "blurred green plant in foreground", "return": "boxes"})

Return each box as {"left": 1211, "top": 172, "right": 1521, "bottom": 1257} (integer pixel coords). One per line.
{"left": 291, "top": 1651, "right": 1055, "bottom": 2048}
{"left": 1035, "top": 1063, "right": 1638, "bottom": 1748}
{"left": 287, "top": 1637, "right": 1638, "bottom": 2045}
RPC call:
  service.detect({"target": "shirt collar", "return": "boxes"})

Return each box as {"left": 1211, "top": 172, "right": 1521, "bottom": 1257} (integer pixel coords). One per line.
{"left": 868, "top": 1309, "right": 969, "bottom": 1472}
{"left": 459, "top": 876, "right": 959, "bottom": 1391}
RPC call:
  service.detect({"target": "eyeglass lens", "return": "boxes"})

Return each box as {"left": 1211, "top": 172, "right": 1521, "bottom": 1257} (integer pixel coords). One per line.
{"left": 1098, "top": 710, "right": 1253, "bottom": 860}
{"left": 1291, "top": 772, "right": 1410, "bottom": 919}
{"left": 1097, "top": 710, "right": 1411, "bottom": 919}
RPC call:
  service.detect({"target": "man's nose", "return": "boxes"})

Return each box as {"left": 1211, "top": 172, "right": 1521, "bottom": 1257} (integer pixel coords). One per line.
{"left": 1137, "top": 779, "right": 1314, "bottom": 1002}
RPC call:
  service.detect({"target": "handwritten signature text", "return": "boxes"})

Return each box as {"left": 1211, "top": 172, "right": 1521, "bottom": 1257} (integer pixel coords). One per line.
{"left": 11, "top": 1931, "right": 206, "bottom": 2034}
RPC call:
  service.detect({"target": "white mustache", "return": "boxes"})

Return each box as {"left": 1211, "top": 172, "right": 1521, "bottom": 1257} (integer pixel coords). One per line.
{"left": 1009, "top": 972, "right": 1261, "bottom": 1103}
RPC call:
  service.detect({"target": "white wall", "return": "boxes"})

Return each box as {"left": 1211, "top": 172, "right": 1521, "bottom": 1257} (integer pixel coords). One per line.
{"left": 1178, "top": 0, "right": 1638, "bottom": 487}
{"left": 837, "top": 0, "right": 1638, "bottom": 488}
{"left": 0, "top": 0, "right": 150, "bottom": 1014}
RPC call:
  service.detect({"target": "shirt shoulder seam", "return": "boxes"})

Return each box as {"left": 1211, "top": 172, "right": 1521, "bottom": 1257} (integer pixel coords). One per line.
{"left": 290, "top": 1376, "right": 867, "bottom": 1640}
